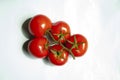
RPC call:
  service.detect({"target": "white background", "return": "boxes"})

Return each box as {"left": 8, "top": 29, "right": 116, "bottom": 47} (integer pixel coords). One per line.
{"left": 0, "top": 0, "right": 120, "bottom": 80}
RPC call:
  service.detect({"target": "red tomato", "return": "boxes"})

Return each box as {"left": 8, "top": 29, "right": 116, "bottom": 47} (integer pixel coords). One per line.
{"left": 28, "top": 37, "right": 49, "bottom": 58}
{"left": 65, "top": 34, "right": 88, "bottom": 57}
{"left": 50, "top": 21, "right": 71, "bottom": 43}
{"left": 48, "top": 44, "right": 69, "bottom": 66}
{"left": 29, "top": 14, "right": 52, "bottom": 37}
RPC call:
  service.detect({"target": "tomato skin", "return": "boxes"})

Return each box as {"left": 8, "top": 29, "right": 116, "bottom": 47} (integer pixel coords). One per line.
{"left": 48, "top": 44, "right": 69, "bottom": 66}
{"left": 28, "top": 37, "right": 49, "bottom": 58}
{"left": 65, "top": 34, "right": 88, "bottom": 57}
{"left": 29, "top": 14, "right": 52, "bottom": 37}
{"left": 51, "top": 21, "right": 71, "bottom": 43}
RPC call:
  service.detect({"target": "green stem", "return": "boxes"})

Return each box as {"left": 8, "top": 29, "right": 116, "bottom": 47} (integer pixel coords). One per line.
{"left": 46, "top": 29, "right": 75, "bottom": 59}
{"left": 60, "top": 42, "right": 75, "bottom": 59}
{"left": 46, "top": 29, "right": 58, "bottom": 43}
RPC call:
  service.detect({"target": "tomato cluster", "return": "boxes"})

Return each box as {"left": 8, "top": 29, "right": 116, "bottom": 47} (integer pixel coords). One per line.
{"left": 25, "top": 14, "right": 88, "bottom": 66}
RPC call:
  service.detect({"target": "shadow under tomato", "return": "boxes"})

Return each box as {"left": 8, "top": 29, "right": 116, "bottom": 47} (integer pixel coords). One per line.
{"left": 21, "top": 18, "right": 35, "bottom": 59}
{"left": 42, "top": 57, "right": 54, "bottom": 66}
{"left": 22, "top": 40, "right": 35, "bottom": 59}
{"left": 21, "top": 18, "right": 34, "bottom": 39}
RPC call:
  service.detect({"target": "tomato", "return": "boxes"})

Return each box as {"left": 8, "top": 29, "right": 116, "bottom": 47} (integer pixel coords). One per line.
{"left": 29, "top": 14, "right": 52, "bottom": 37}
{"left": 50, "top": 21, "right": 71, "bottom": 43}
{"left": 48, "top": 44, "right": 69, "bottom": 66}
{"left": 28, "top": 37, "right": 49, "bottom": 58}
{"left": 65, "top": 34, "right": 88, "bottom": 57}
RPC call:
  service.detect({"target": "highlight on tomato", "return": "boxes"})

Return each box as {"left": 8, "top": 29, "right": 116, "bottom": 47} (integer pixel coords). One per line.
{"left": 28, "top": 37, "right": 49, "bottom": 58}
{"left": 29, "top": 14, "right": 52, "bottom": 37}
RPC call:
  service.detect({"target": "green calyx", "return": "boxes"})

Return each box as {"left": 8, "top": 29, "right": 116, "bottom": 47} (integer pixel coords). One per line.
{"left": 50, "top": 49, "right": 62, "bottom": 56}
{"left": 50, "top": 49, "right": 65, "bottom": 59}
{"left": 54, "top": 30, "right": 69, "bottom": 42}
{"left": 67, "top": 36, "right": 85, "bottom": 50}
{"left": 45, "top": 42, "right": 49, "bottom": 49}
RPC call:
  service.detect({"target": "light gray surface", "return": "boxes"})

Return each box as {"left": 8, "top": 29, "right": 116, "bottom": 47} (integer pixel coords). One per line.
{"left": 0, "top": 0, "right": 120, "bottom": 80}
